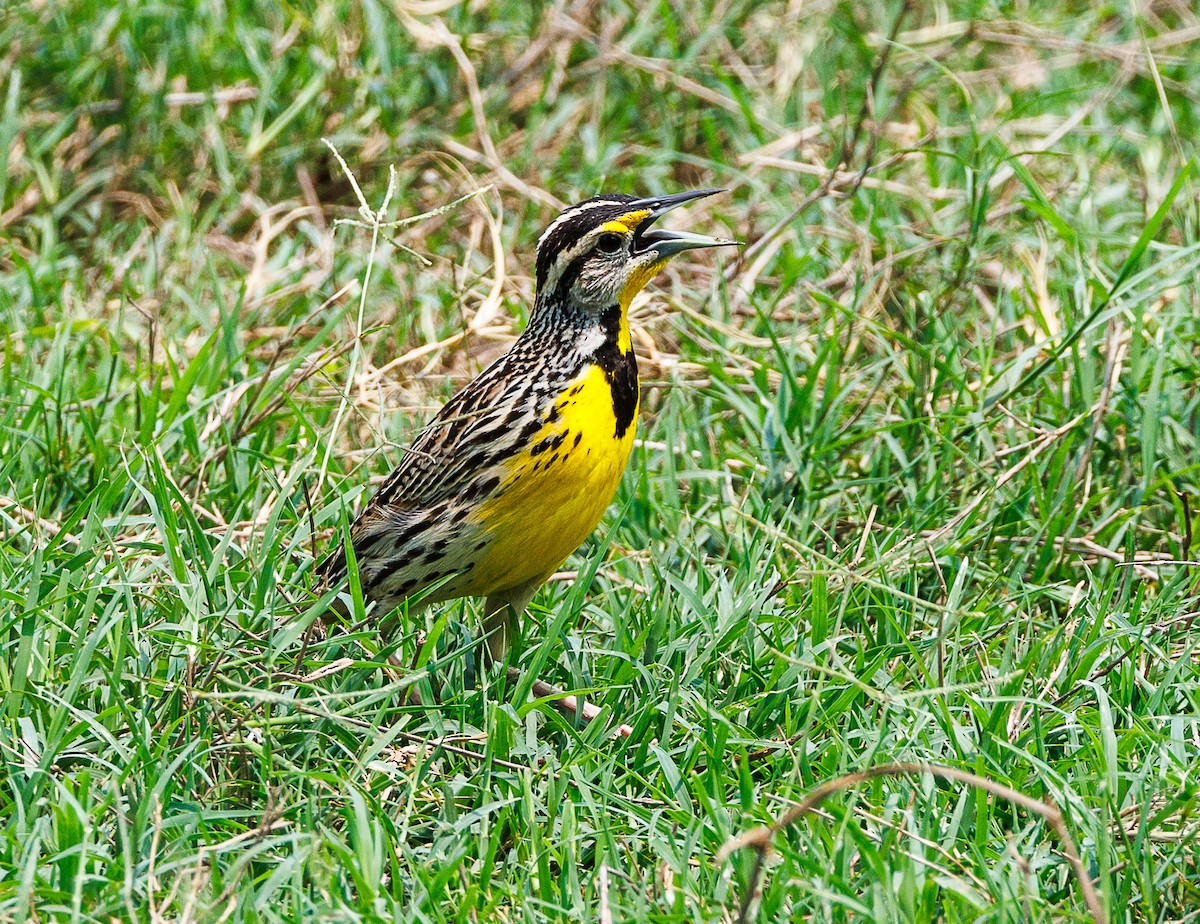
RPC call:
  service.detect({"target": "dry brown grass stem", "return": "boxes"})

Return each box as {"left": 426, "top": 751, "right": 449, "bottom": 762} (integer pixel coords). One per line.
{"left": 719, "top": 762, "right": 1107, "bottom": 924}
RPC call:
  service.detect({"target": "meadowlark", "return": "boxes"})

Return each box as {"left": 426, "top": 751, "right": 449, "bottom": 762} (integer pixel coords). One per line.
{"left": 318, "top": 188, "right": 735, "bottom": 669}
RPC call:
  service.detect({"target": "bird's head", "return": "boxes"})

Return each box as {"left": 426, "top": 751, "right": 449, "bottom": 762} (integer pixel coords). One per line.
{"left": 533, "top": 188, "right": 737, "bottom": 316}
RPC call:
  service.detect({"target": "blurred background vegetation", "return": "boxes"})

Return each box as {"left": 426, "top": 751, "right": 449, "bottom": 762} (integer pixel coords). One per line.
{"left": 3, "top": 0, "right": 1199, "bottom": 920}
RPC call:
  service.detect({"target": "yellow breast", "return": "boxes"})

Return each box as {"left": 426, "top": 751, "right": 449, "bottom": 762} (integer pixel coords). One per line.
{"left": 464, "top": 363, "right": 638, "bottom": 597}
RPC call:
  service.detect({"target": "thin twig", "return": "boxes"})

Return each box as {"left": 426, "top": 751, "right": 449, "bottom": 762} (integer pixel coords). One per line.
{"left": 719, "top": 762, "right": 1106, "bottom": 924}
{"left": 732, "top": 0, "right": 914, "bottom": 273}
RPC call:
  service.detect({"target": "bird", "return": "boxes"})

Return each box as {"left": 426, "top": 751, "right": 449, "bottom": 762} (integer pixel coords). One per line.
{"left": 318, "top": 188, "right": 736, "bottom": 674}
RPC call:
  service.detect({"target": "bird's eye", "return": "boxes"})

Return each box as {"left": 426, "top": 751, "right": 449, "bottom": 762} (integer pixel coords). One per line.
{"left": 596, "top": 232, "right": 624, "bottom": 254}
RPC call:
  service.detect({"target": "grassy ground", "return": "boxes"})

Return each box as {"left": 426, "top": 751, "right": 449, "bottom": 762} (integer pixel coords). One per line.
{"left": 3, "top": 0, "right": 1200, "bottom": 920}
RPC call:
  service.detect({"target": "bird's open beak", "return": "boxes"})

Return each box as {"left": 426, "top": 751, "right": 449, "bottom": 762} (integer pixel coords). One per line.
{"left": 629, "top": 188, "right": 740, "bottom": 258}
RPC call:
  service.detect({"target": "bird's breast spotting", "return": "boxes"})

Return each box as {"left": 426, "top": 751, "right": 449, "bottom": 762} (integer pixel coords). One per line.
{"left": 461, "top": 358, "right": 640, "bottom": 597}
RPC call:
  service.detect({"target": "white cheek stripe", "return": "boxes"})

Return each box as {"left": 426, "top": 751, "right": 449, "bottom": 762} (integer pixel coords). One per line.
{"left": 541, "top": 233, "right": 595, "bottom": 294}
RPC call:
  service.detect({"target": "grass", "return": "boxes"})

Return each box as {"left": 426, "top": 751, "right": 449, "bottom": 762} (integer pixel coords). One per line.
{"left": 3, "top": 0, "right": 1200, "bottom": 920}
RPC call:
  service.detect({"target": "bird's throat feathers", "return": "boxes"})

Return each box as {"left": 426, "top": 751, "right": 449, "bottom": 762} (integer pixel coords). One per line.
{"left": 608, "top": 255, "right": 666, "bottom": 353}
{"left": 611, "top": 301, "right": 632, "bottom": 354}
{"left": 527, "top": 293, "right": 641, "bottom": 439}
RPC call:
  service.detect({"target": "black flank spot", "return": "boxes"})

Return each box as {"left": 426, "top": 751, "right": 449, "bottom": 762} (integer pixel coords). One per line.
{"left": 353, "top": 530, "right": 387, "bottom": 558}
{"left": 489, "top": 437, "right": 529, "bottom": 466}
{"left": 461, "top": 447, "right": 493, "bottom": 472}
{"left": 573, "top": 432, "right": 582, "bottom": 448}
{"left": 466, "top": 475, "right": 501, "bottom": 501}
{"left": 468, "top": 423, "right": 510, "bottom": 448}
{"left": 380, "top": 518, "right": 429, "bottom": 554}
{"left": 421, "top": 538, "right": 451, "bottom": 564}
{"left": 531, "top": 433, "right": 566, "bottom": 456}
